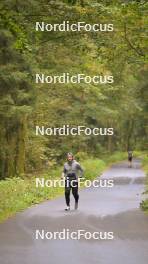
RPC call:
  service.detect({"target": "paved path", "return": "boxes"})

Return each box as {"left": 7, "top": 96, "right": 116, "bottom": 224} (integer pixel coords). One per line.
{"left": 0, "top": 159, "right": 148, "bottom": 264}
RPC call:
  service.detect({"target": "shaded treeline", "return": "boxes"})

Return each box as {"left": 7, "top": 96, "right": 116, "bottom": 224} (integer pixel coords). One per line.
{"left": 0, "top": 0, "right": 147, "bottom": 178}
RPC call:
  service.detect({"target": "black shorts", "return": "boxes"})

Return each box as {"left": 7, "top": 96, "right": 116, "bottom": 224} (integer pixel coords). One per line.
{"left": 128, "top": 157, "right": 132, "bottom": 162}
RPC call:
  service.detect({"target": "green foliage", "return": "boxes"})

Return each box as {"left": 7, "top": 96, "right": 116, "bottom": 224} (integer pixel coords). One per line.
{"left": 0, "top": 3, "right": 35, "bottom": 178}
{"left": 140, "top": 155, "right": 148, "bottom": 212}
{"left": 105, "top": 152, "right": 127, "bottom": 163}
{"left": 0, "top": 0, "right": 147, "bottom": 179}
{"left": 75, "top": 151, "right": 89, "bottom": 161}
{"left": 82, "top": 159, "right": 106, "bottom": 180}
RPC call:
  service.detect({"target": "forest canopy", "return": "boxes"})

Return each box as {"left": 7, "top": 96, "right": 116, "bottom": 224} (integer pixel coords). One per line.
{"left": 0, "top": 0, "right": 147, "bottom": 179}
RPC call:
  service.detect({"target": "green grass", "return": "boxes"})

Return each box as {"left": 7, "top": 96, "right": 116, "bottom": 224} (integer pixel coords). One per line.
{"left": 81, "top": 159, "right": 106, "bottom": 181}
{"left": 0, "top": 151, "right": 145, "bottom": 222}
{"left": 140, "top": 155, "right": 148, "bottom": 212}
{"left": 103, "top": 151, "right": 127, "bottom": 163}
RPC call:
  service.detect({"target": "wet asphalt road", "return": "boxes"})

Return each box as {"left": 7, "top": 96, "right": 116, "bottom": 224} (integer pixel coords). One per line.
{"left": 0, "top": 159, "right": 148, "bottom": 264}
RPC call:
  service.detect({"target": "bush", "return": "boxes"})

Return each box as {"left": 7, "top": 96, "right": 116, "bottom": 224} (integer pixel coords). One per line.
{"left": 75, "top": 151, "right": 89, "bottom": 161}
{"left": 82, "top": 159, "right": 106, "bottom": 181}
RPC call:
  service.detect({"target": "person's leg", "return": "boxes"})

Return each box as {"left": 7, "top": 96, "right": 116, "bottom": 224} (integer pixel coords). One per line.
{"left": 130, "top": 158, "right": 132, "bottom": 168}
{"left": 128, "top": 157, "right": 132, "bottom": 168}
{"left": 72, "top": 181, "right": 79, "bottom": 209}
{"left": 65, "top": 180, "right": 71, "bottom": 209}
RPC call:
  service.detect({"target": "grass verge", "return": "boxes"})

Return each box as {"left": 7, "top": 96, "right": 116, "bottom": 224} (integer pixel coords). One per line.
{"left": 140, "top": 155, "right": 148, "bottom": 212}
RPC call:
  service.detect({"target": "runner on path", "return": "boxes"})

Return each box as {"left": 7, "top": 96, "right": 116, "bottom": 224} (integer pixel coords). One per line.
{"left": 128, "top": 150, "right": 133, "bottom": 168}
{"left": 61, "top": 153, "right": 83, "bottom": 211}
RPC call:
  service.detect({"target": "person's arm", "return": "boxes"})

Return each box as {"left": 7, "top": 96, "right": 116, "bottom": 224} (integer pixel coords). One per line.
{"left": 76, "top": 163, "right": 84, "bottom": 178}
{"left": 61, "top": 165, "right": 66, "bottom": 179}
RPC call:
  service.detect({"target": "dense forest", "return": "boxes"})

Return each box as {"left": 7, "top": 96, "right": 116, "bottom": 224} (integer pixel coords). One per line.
{"left": 0, "top": 0, "right": 147, "bottom": 179}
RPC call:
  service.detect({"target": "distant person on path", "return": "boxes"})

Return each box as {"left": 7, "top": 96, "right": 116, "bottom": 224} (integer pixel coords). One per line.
{"left": 128, "top": 150, "right": 133, "bottom": 168}
{"left": 61, "top": 153, "right": 83, "bottom": 211}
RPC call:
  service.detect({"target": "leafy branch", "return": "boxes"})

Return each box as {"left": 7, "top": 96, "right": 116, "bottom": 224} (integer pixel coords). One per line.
{"left": 124, "top": 23, "right": 145, "bottom": 57}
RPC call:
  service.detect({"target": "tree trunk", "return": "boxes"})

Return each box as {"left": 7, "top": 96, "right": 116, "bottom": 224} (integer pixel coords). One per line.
{"left": 16, "top": 115, "right": 27, "bottom": 176}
